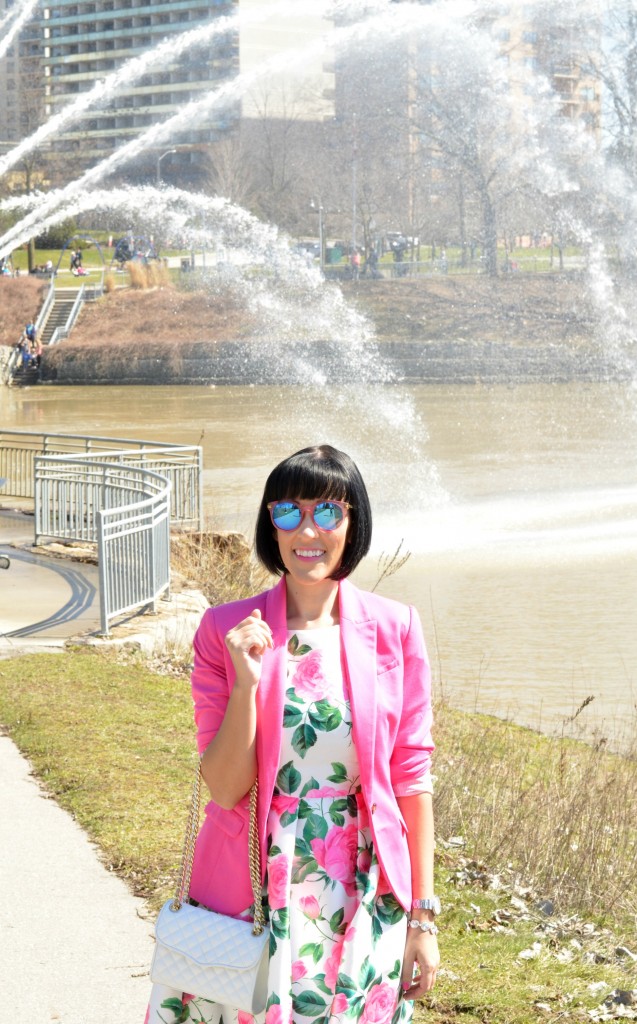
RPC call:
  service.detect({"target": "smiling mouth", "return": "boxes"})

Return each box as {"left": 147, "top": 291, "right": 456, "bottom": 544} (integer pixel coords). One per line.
{"left": 294, "top": 549, "right": 324, "bottom": 559}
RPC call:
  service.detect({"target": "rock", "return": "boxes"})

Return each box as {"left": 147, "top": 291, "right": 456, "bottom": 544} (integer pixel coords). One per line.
{"left": 536, "top": 899, "right": 555, "bottom": 916}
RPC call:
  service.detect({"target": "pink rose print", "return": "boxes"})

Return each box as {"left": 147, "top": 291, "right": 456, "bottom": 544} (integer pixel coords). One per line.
{"left": 324, "top": 936, "right": 345, "bottom": 991}
{"left": 305, "top": 786, "right": 347, "bottom": 798}
{"left": 267, "top": 854, "right": 289, "bottom": 910}
{"left": 292, "top": 649, "right": 334, "bottom": 701}
{"left": 357, "top": 848, "right": 372, "bottom": 875}
{"left": 360, "top": 983, "right": 397, "bottom": 1024}
{"left": 238, "top": 1013, "right": 255, "bottom": 1024}
{"left": 271, "top": 793, "right": 300, "bottom": 816}
{"left": 312, "top": 824, "right": 358, "bottom": 884}
{"left": 265, "top": 1005, "right": 285, "bottom": 1024}
{"left": 299, "top": 895, "right": 321, "bottom": 919}
{"left": 332, "top": 993, "right": 349, "bottom": 1015}
{"left": 291, "top": 960, "right": 308, "bottom": 982}
{"left": 310, "top": 836, "right": 326, "bottom": 869}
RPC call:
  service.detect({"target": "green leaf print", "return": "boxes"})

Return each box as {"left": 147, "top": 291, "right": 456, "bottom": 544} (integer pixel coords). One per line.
{"left": 292, "top": 991, "right": 328, "bottom": 1017}
{"left": 266, "top": 994, "right": 281, "bottom": 1010}
{"left": 376, "top": 895, "right": 406, "bottom": 926}
{"left": 159, "top": 998, "right": 189, "bottom": 1023}
{"left": 292, "top": 722, "right": 317, "bottom": 758}
{"left": 283, "top": 704, "right": 303, "bottom": 727}
{"left": 294, "top": 835, "right": 313, "bottom": 858}
{"left": 272, "top": 906, "right": 290, "bottom": 939}
{"left": 297, "top": 798, "right": 312, "bottom": 820}
{"left": 309, "top": 700, "right": 343, "bottom": 732}
{"left": 358, "top": 957, "right": 376, "bottom": 990}
{"left": 327, "top": 762, "right": 348, "bottom": 783}
{"left": 276, "top": 761, "right": 302, "bottom": 794}
{"left": 314, "top": 973, "right": 333, "bottom": 996}
{"left": 288, "top": 634, "right": 312, "bottom": 657}
{"left": 303, "top": 812, "right": 329, "bottom": 844}
{"left": 291, "top": 854, "right": 316, "bottom": 883}
{"left": 328, "top": 798, "right": 349, "bottom": 826}
{"left": 336, "top": 973, "right": 357, "bottom": 998}
{"left": 348, "top": 994, "right": 366, "bottom": 1018}
{"left": 371, "top": 915, "right": 383, "bottom": 944}
{"left": 300, "top": 776, "right": 320, "bottom": 797}
{"left": 268, "top": 931, "right": 278, "bottom": 958}
{"left": 389, "top": 959, "right": 402, "bottom": 981}
{"left": 329, "top": 907, "right": 345, "bottom": 933}
{"left": 286, "top": 686, "right": 305, "bottom": 705}
{"left": 280, "top": 809, "right": 298, "bottom": 827}
{"left": 299, "top": 941, "right": 322, "bottom": 958}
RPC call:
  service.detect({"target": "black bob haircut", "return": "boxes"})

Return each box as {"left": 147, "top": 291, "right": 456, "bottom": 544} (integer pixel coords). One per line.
{"left": 254, "top": 444, "right": 372, "bottom": 581}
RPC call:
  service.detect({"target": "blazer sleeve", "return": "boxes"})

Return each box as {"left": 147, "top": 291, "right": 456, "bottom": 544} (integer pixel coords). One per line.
{"left": 191, "top": 607, "right": 232, "bottom": 756}
{"left": 389, "top": 604, "right": 434, "bottom": 795}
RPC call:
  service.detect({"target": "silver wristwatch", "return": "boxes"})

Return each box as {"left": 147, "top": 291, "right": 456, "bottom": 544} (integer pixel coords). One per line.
{"left": 411, "top": 896, "right": 441, "bottom": 915}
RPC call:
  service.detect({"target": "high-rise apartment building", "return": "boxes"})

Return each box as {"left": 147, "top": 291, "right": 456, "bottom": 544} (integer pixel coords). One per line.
{"left": 41, "top": 0, "right": 239, "bottom": 164}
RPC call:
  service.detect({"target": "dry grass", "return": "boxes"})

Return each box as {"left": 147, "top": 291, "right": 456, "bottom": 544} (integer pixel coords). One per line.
{"left": 0, "top": 277, "right": 49, "bottom": 346}
{"left": 171, "top": 529, "right": 271, "bottom": 610}
{"left": 433, "top": 703, "right": 637, "bottom": 924}
{"left": 126, "top": 260, "right": 171, "bottom": 290}
{"left": 342, "top": 274, "right": 597, "bottom": 344}
{"left": 60, "top": 284, "right": 255, "bottom": 346}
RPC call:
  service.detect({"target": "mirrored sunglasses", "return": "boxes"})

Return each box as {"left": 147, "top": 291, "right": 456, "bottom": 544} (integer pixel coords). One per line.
{"left": 267, "top": 499, "right": 352, "bottom": 532}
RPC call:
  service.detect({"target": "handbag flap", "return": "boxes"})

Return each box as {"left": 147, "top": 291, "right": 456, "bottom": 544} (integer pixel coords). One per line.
{"left": 155, "top": 900, "right": 269, "bottom": 971}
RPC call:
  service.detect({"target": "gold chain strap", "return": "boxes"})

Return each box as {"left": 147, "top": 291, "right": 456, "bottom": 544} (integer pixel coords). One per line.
{"left": 170, "top": 762, "right": 265, "bottom": 937}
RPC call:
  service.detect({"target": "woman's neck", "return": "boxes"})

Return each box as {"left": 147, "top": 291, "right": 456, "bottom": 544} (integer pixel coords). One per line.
{"left": 285, "top": 577, "right": 340, "bottom": 629}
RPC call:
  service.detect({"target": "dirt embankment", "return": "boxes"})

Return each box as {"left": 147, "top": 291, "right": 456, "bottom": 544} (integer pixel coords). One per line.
{"left": 341, "top": 273, "right": 597, "bottom": 345}
{"left": 0, "top": 277, "right": 50, "bottom": 346}
{"left": 3, "top": 272, "right": 598, "bottom": 355}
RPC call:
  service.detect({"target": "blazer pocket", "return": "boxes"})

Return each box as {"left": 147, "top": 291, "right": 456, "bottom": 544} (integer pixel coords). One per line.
{"left": 204, "top": 800, "right": 247, "bottom": 837}
{"left": 377, "top": 656, "right": 400, "bottom": 676}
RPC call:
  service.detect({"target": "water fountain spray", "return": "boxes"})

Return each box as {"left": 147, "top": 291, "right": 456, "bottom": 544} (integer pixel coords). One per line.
{"left": 0, "top": 0, "right": 40, "bottom": 61}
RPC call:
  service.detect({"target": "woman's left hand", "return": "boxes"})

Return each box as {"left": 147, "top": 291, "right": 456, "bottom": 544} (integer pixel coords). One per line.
{"left": 400, "top": 927, "right": 440, "bottom": 1000}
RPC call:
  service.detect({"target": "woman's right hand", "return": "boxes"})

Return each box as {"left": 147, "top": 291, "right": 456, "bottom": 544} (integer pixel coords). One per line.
{"left": 224, "top": 609, "right": 273, "bottom": 690}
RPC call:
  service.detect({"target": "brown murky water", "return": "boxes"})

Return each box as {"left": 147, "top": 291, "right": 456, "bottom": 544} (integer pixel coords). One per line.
{"left": 4, "top": 380, "right": 636, "bottom": 746}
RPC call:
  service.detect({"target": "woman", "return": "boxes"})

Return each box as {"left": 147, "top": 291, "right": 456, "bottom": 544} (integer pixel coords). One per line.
{"left": 152, "top": 444, "right": 439, "bottom": 1024}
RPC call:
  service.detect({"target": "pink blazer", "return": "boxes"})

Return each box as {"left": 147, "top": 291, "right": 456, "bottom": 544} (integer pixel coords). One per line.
{"left": 189, "top": 576, "right": 433, "bottom": 914}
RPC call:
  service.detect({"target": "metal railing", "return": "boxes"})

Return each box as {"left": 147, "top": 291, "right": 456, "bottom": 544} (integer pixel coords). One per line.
{"left": 47, "top": 284, "right": 86, "bottom": 347}
{"left": 0, "top": 430, "right": 203, "bottom": 634}
{"left": 35, "top": 279, "right": 56, "bottom": 336}
{"left": 34, "top": 457, "right": 172, "bottom": 634}
{"left": 0, "top": 430, "right": 203, "bottom": 531}
{"left": 97, "top": 463, "right": 171, "bottom": 635}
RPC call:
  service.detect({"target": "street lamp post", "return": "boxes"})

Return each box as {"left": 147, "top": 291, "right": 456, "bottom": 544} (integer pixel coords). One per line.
{"left": 310, "top": 198, "right": 324, "bottom": 272}
{"left": 156, "top": 148, "right": 177, "bottom": 186}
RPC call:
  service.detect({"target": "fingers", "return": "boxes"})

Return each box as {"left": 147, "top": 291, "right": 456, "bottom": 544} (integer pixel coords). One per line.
{"left": 225, "top": 611, "right": 274, "bottom": 658}
{"left": 401, "top": 939, "right": 439, "bottom": 1001}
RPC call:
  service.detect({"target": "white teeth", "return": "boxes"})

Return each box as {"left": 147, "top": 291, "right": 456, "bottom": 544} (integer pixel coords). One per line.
{"left": 295, "top": 549, "right": 323, "bottom": 558}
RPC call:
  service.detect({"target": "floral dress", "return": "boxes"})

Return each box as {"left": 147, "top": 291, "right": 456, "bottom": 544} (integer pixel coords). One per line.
{"left": 159, "top": 627, "right": 411, "bottom": 1024}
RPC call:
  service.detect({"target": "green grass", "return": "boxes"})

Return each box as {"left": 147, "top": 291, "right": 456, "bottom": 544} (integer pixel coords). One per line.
{"left": 0, "top": 647, "right": 635, "bottom": 1023}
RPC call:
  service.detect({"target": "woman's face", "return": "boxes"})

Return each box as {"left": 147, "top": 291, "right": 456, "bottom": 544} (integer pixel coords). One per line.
{"left": 275, "top": 497, "right": 350, "bottom": 588}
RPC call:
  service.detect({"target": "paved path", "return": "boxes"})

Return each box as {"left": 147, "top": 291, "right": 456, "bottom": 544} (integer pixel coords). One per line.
{"left": 0, "top": 508, "right": 101, "bottom": 650}
{"left": 0, "top": 733, "right": 155, "bottom": 1023}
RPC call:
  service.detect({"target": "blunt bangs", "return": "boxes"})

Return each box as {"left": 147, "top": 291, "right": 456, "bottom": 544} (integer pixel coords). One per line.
{"left": 254, "top": 444, "right": 372, "bottom": 579}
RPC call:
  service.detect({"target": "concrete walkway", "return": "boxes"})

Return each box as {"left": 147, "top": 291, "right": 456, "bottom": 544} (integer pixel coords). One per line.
{"left": 0, "top": 507, "right": 101, "bottom": 651}
{"left": 0, "top": 507, "right": 207, "bottom": 1021}
{"left": 0, "top": 732, "right": 155, "bottom": 1022}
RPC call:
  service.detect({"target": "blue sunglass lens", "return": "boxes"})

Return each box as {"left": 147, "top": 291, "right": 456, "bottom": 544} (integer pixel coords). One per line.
{"left": 272, "top": 502, "right": 302, "bottom": 530}
{"left": 313, "top": 501, "right": 343, "bottom": 530}
{"left": 271, "top": 501, "right": 345, "bottom": 531}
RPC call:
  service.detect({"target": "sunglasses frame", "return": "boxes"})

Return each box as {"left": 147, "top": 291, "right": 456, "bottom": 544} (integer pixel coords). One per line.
{"left": 267, "top": 498, "right": 353, "bottom": 532}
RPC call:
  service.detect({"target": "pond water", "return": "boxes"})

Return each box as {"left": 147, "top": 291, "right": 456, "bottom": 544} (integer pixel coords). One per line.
{"left": 3, "top": 379, "right": 637, "bottom": 747}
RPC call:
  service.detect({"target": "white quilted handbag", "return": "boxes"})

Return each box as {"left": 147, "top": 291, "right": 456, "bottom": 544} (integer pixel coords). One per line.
{"left": 150, "top": 768, "right": 269, "bottom": 1014}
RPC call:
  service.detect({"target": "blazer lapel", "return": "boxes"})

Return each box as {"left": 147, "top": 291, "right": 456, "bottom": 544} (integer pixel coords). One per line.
{"left": 338, "top": 579, "right": 377, "bottom": 792}
{"left": 255, "top": 577, "right": 288, "bottom": 851}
